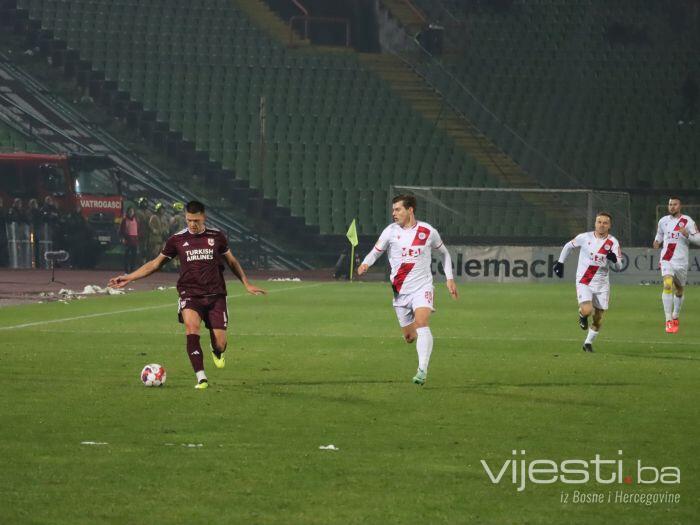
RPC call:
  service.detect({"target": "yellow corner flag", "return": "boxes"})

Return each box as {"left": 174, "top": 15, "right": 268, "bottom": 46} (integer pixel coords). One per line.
{"left": 346, "top": 219, "right": 359, "bottom": 247}
{"left": 346, "top": 219, "right": 358, "bottom": 281}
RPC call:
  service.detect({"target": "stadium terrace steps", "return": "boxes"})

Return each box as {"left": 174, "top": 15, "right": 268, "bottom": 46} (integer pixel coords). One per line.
{"left": 359, "top": 53, "right": 535, "bottom": 189}
{"left": 233, "top": 0, "right": 310, "bottom": 47}
{"left": 379, "top": 0, "right": 427, "bottom": 35}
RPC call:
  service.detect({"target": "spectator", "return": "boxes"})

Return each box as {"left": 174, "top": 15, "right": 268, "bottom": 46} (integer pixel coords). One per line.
{"left": 59, "top": 203, "right": 92, "bottom": 268}
{"left": 135, "top": 197, "right": 152, "bottom": 263}
{"left": 27, "top": 198, "right": 42, "bottom": 268}
{"left": 35, "top": 195, "right": 61, "bottom": 268}
{"left": 169, "top": 201, "right": 186, "bottom": 234}
{"left": 27, "top": 198, "right": 41, "bottom": 224}
{"left": 7, "top": 198, "right": 31, "bottom": 268}
{"left": 7, "top": 198, "right": 27, "bottom": 224}
{"left": 148, "top": 202, "right": 168, "bottom": 258}
{"left": 40, "top": 196, "right": 60, "bottom": 225}
{"left": 120, "top": 206, "right": 139, "bottom": 273}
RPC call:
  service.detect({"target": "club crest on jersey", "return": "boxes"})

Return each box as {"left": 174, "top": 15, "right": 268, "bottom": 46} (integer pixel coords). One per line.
{"left": 208, "top": 238, "right": 215, "bottom": 246}
{"left": 418, "top": 232, "right": 427, "bottom": 240}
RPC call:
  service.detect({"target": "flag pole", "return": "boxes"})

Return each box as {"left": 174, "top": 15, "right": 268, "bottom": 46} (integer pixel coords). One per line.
{"left": 346, "top": 218, "right": 358, "bottom": 282}
{"left": 349, "top": 244, "right": 355, "bottom": 282}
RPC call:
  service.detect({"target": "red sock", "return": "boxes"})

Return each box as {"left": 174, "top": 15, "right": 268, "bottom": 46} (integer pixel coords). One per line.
{"left": 186, "top": 334, "right": 204, "bottom": 372}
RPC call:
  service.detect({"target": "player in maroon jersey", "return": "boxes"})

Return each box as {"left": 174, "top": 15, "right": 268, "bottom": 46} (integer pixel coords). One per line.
{"left": 108, "top": 201, "right": 266, "bottom": 389}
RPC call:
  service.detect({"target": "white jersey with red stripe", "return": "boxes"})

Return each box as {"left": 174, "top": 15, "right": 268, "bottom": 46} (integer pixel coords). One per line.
{"left": 371, "top": 221, "right": 444, "bottom": 295}
{"left": 655, "top": 214, "right": 698, "bottom": 269}
{"left": 571, "top": 232, "right": 622, "bottom": 288}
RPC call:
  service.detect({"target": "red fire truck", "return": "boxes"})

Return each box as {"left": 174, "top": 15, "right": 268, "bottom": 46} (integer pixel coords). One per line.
{"left": 0, "top": 152, "right": 123, "bottom": 245}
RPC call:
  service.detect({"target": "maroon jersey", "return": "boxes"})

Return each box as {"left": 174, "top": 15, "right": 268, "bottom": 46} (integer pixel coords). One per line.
{"left": 161, "top": 227, "right": 230, "bottom": 298}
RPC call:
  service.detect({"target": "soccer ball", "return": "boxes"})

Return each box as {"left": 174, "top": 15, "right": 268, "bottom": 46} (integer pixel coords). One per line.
{"left": 141, "top": 364, "right": 166, "bottom": 387}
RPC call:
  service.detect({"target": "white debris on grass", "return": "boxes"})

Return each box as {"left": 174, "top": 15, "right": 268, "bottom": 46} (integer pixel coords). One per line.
{"left": 81, "top": 441, "right": 108, "bottom": 446}
{"left": 267, "top": 277, "right": 302, "bottom": 282}
{"left": 82, "top": 285, "right": 104, "bottom": 294}
{"left": 318, "top": 444, "right": 339, "bottom": 451}
{"left": 56, "top": 286, "right": 125, "bottom": 299}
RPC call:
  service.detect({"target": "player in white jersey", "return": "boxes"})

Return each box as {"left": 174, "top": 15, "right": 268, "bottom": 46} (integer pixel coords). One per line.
{"left": 653, "top": 197, "right": 699, "bottom": 333}
{"left": 553, "top": 212, "right": 622, "bottom": 352}
{"left": 357, "top": 194, "right": 458, "bottom": 385}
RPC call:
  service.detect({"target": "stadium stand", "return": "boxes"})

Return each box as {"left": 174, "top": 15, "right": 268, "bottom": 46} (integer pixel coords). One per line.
{"left": 9, "top": 0, "right": 687, "bottom": 243}
{"left": 382, "top": 0, "right": 700, "bottom": 242}
{"left": 13, "top": 0, "right": 520, "bottom": 239}
{"left": 0, "top": 121, "right": 44, "bottom": 153}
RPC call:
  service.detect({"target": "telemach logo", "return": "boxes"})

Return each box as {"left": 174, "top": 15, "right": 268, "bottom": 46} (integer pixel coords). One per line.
{"left": 480, "top": 450, "right": 680, "bottom": 492}
{"left": 433, "top": 254, "right": 559, "bottom": 278}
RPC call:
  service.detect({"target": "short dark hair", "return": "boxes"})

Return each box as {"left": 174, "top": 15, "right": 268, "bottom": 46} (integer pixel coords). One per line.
{"left": 668, "top": 196, "right": 682, "bottom": 203}
{"left": 392, "top": 194, "right": 417, "bottom": 212}
{"left": 596, "top": 211, "right": 613, "bottom": 222}
{"left": 185, "top": 200, "right": 205, "bottom": 214}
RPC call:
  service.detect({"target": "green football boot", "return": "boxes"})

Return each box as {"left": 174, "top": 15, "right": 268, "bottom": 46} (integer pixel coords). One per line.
{"left": 412, "top": 368, "right": 427, "bottom": 385}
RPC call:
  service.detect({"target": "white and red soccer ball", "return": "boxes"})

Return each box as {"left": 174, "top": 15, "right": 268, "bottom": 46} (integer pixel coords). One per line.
{"left": 141, "top": 364, "right": 166, "bottom": 387}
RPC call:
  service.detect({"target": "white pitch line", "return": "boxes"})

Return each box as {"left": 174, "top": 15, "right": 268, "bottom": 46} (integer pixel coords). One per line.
{"left": 0, "top": 283, "right": 324, "bottom": 332}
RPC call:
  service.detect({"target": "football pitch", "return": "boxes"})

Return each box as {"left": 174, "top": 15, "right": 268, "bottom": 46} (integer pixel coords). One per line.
{"left": 0, "top": 280, "right": 697, "bottom": 524}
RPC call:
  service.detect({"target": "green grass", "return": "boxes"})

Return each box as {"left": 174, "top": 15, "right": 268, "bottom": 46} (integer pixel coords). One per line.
{"left": 0, "top": 281, "right": 698, "bottom": 524}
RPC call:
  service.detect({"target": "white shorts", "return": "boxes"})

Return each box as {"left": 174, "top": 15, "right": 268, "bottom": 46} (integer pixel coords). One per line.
{"left": 576, "top": 283, "right": 609, "bottom": 310}
{"left": 660, "top": 261, "right": 688, "bottom": 287}
{"left": 392, "top": 285, "right": 435, "bottom": 327}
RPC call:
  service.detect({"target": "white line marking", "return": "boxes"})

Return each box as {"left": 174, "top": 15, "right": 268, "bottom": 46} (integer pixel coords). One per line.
{"left": 0, "top": 283, "right": 324, "bottom": 331}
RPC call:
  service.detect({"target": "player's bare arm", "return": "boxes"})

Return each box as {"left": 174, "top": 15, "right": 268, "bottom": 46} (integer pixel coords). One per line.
{"left": 357, "top": 263, "right": 369, "bottom": 275}
{"left": 223, "top": 250, "right": 266, "bottom": 295}
{"left": 108, "top": 253, "right": 170, "bottom": 288}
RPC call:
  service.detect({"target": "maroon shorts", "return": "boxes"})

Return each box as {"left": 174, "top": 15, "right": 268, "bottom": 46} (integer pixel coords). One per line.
{"left": 177, "top": 294, "right": 228, "bottom": 330}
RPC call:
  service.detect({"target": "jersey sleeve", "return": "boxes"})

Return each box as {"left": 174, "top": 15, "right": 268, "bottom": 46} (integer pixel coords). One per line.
{"left": 687, "top": 218, "right": 698, "bottom": 236}
{"left": 161, "top": 235, "right": 177, "bottom": 259}
{"left": 655, "top": 220, "right": 664, "bottom": 244}
{"left": 614, "top": 237, "right": 622, "bottom": 257}
{"left": 571, "top": 233, "right": 587, "bottom": 247}
{"left": 361, "top": 226, "right": 391, "bottom": 268}
{"left": 217, "top": 232, "right": 230, "bottom": 255}
{"left": 374, "top": 226, "right": 392, "bottom": 252}
{"left": 430, "top": 228, "right": 444, "bottom": 249}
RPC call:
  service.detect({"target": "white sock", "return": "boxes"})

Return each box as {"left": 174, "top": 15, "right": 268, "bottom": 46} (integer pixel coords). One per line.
{"left": 673, "top": 295, "right": 684, "bottom": 320}
{"left": 195, "top": 370, "right": 207, "bottom": 382}
{"left": 584, "top": 329, "right": 598, "bottom": 345}
{"left": 415, "top": 326, "right": 433, "bottom": 372}
{"left": 662, "top": 293, "right": 673, "bottom": 322}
